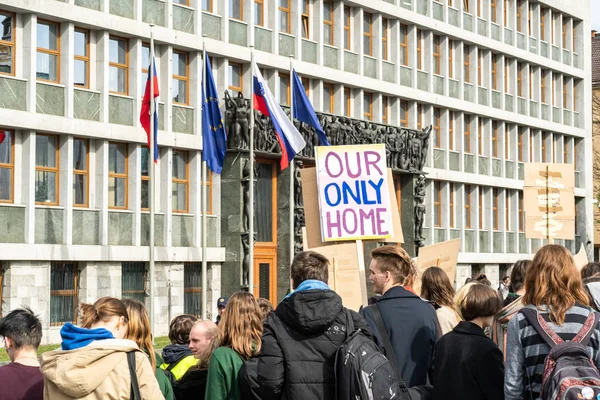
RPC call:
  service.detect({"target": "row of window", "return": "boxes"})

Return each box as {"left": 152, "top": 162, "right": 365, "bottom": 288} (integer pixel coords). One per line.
{"left": 0, "top": 131, "right": 212, "bottom": 213}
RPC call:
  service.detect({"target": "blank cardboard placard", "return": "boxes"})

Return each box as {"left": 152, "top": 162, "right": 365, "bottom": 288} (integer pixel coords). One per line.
{"left": 574, "top": 244, "right": 589, "bottom": 271}
{"left": 413, "top": 238, "right": 461, "bottom": 296}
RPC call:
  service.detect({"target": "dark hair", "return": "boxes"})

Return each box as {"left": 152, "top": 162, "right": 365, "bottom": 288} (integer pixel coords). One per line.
{"left": 370, "top": 245, "right": 414, "bottom": 286}
{"left": 581, "top": 262, "right": 600, "bottom": 280}
{"left": 168, "top": 314, "right": 198, "bottom": 345}
{"left": 80, "top": 297, "right": 129, "bottom": 329}
{"left": 420, "top": 267, "right": 456, "bottom": 310}
{"left": 502, "top": 276, "right": 510, "bottom": 282}
{"left": 473, "top": 273, "right": 491, "bottom": 287}
{"left": 0, "top": 307, "right": 42, "bottom": 350}
{"left": 509, "top": 260, "right": 530, "bottom": 293}
{"left": 455, "top": 283, "right": 503, "bottom": 321}
{"left": 256, "top": 298, "right": 274, "bottom": 322}
{"left": 291, "top": 251, "right": 329, "bottom": 288}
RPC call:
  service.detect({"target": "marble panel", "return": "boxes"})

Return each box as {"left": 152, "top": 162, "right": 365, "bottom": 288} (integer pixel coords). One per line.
{"left": 529, "top": 100, "right": 538, "bottom": 118}
{"left": 540, "top": 41, "right": 549, "bottom": 58}
{"left": 518, "top": 162, "right": 524, "bottom": 180}
{"left": 492, "top": 158, "right": 502, "bottom": 177}
{"left": 108, "top": 211, "right": 133, "bottom": 246}
{"left": 574, "top": 112, "right": 581, "bottom": 128}
{"left": 302, "top": 40, "right": 317, "bottom": 64}
{"left": 505, "top": 161, "right": 515, "bottom": 179}
{"left": 202, "top": 13, "right": 222, "bottom": 40}
{"left": 35, "top": 208, "right": 63, "bottom": 244}
{"left": 142, "top": 0, "right": 165, "bottom": 27}
{"left": 279, "top": 33, "right": 295, "bottom": 57}
{"left": 36, "top": 83, "right": 65, "bottom": 116}
{"left": 323, "top": 46, "right": 338, "bottom": 69}
{"left": 206, "top": 216, "right": 218, "bottom": 247}
{"left": 0, "top": 206, "right": 25, "bottom": 243}
{"left": 504, "top": 94, "right": 513, "bottom": 112}
{"left": 434, "top": 228, "right": 446, "bottom": 243}
{"left": 383, "top": 0, "right": 394, "bottom": 3}
{"left": 229, "top": 20, "right": 248, "bottom": 47}
{"left": 173, "top": 4, "right": 194, "bottom": 33}
{"left": 401, "top": 0, "right": 412, "bottom": 10}
{"left": 518, "top": 97, "right": 527, "bottom": 115}
{"left": 417, "top": 71, "right": 428, "bottom": 91}
{"left": 464, "top": 230, "right": 475, "bottom": 252}
{"left": 433, "top": 2, "right": 444, "bottom": 21}
{"left": 479, "top": 231, "right": 489, "bottom": 253}
{"left": 552, "top": 45, "right": 560, "bottom": 62}
{"left": 434, "top": 149, "right": 445, "bottom": 169}
{"left": 364, "top": 56, "right": 377, "bottom": 79}
{"left": 141, "top": 213, "right": 164, "bottom": 246}
{"left": 574, "top": 53, "right": 581, "bottom": 69}
{"left": 75, "top": 0, "right": 101, "bottom": 10}
{"left": 464, "top": 154, "right": 475, "bottom": 173}
{"left": 109, "top": 95, "right": 134, "bottom": 126}
{"left": 158, "top": 103, "right": 165, "bottom": 131}
{"left": 478, "top": 18, "right": 488, "bottom": 36}
{"left": 479, "top": 156, "right": 488, "bottom": 175}
{"left": 491, "top": 23, "right": 500, "bottom": 41}
{"left": 575, "top": 171, "right": 581, "bottom": 188}
{"left": 517, "top": 32, "right": 526, "bottom": 50}
{"left": 506, "top": 232, "right": 516, "bottom": 253}
{"left": 448, "top": 8, "right": 459, "bottom": 27}
{"left": 433, "top": 75, "right": 444, "bottom": 95}
{"left": 74, "top": 89, "right": 100, "bottom": 121}
{"left": 553, "top": 106, "right": 560, "bottom": 123}
{"left": 463, "top": 13, "right": 473, "bottom": 32}
{"left": 0, "top": 77, "right": 26, "bottom": 111}
{"left": 172, "top": 214, "right": 193, "bottom": 247}
{"left": 382, "top": 61, "right": 395, "bottom": 83}
{"left": 478, "top": 87, "right": 488, "bottom": 106}
{"left": 493, "top": 231, "right": 503, "bottom": 253}
{"left": 519, "top": 232, "right": 527, "bottom": 253}
{"left": 417, "top": 0, "right": 428, "bottom": 15}
{"left": 400, "top": 66, "right": 412, "bottom": 87}
{"left": 504, "top": 28, "right": 513, "bottom": 45}
{"left": 463, "top": 83, "right": 474, "bottom": 102}
{"left": 563, "top": 110, "right": 572, "bottom": 126}
{"left": 110, "top": 0, "right": 134, "bottom": 19}
{"left": 449, "top": 79, "right": 459, "bottom": 99}
{"left": 450, "top": 229, "right": 461, "bottom": 240}
{"left": 172, "top": 105, "right": 194, "bottom": 134}
{"left": 344, "top": 51, "right": 359, "bottom": 74}
{"left": 492, "top": 90, "right": 501, "bottom": 109}
{"left": 541, "top": 103, "right": 549, "bottom": 121}
{"left": 72, "top": 210, "right": 99, "bottom": 245}
{"left": 449, "top": 151, "right": 459, "bottom": 171}
{"left": 255, "top": 27, "right": 272, "bottom": 53}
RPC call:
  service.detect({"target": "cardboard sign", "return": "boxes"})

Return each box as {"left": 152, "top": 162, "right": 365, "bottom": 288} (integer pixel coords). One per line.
{"left": 301, "top": 168, "right": 403, "bottom": 250}
{"left": 413, "top": 239, "right": 461, "bottom": 295}
{"left": 573, "top": 244, "right": 589, "bottom": 271}
{"left": 315, "top": 144, "right": 392, "bottom": 242}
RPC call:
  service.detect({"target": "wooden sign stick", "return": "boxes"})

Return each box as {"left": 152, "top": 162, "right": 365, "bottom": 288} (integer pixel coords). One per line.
{"left": 435, "top": 257, "right": 441, "bottom": 267}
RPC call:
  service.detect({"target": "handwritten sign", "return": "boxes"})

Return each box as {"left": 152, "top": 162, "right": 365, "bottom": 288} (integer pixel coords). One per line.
{"left": 413, "top": 239, "right": 461, "bottom": 295}
{"left": 315, "top": 144, "right": 392, "bottom": 242}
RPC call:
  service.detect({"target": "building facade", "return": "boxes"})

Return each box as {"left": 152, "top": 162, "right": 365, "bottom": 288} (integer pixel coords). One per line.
{"left": 0, "top": 0, "right": 593, "bottom": 342}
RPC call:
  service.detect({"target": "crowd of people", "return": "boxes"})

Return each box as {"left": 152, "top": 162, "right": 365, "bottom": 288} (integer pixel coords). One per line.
{"left": 1, "top": 244, "right": 600, "bottom": 399}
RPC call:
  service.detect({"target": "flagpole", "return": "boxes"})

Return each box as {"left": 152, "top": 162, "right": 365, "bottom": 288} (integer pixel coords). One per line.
{"left": 248, "top": 47, "right": 255, "bottom": 295}
{"left": 201, "top": 35, "right": 208, "bottom": 320}
{"left": 288, "top": 55, "right": 295, "bottom": 286}
{"left": 149, "top": 24, "right": 156, "bottom": 343}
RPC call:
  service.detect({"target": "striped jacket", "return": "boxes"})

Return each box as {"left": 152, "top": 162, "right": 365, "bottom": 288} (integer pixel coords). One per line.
{"left": 504, "top": 303, "right": 600, "bottom": 400}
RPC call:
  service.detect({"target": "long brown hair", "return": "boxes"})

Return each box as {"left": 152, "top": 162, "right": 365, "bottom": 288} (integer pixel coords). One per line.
{"left": 195, "top": 336, "right": 220, "bottom": 370}
{"left": 80, "top": 297, "right": 129, "bottom": 329}
{"left": 218, "top": 292, "right": 263, "bottom": 359}
{"left": 421, "top": 266, "right": 456, "bottom": 309}
{"left": 523, "top": 244, "right": 590, "bottom": 324}
{"left": 122, "top": 299, "right": 156, "bottom": 370}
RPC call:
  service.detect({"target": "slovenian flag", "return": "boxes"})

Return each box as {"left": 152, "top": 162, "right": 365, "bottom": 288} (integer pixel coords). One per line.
{"left": 253, "top": 63, "right": 305, "bottom": 170}
{"left": 140, "top": 58, "right": 159, "bottom": 162}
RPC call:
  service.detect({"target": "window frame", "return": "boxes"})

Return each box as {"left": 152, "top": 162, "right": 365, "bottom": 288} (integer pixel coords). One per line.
{"left": 562, "top": 20, "right": 567, "bottom": 49}
{"left": 492, "top": 54, "right": 498, "bottom": 90}
{"left": 517, "top": 62, "right": 523, "bottom": 97}
{"left": 202, "top": 0, "right": 213, "bottom": 12}
{"left": 448, "top": 39, "right": 454, "bottom": 78}
{"left": 344, "top": 7, "right": 351, "bottom": 51}
{"left": 540, "top": 11, "right": 545, "bottom": 41}
{"left": 0, "top": 130, "right": 14, "bottom": 203}
{"left": 400, "top": 100, "right": 409, "bottom": 127}
{"left": 323, "top": 0, "right": 334, "bottom": 46}
{"left": 477, "top": 50, "right": 483, "bottom": 86}
{"left": 172, "top": 150, "right": 190, "bottom": 214}
{"left": 344, "top": 87, "right": 351, "bottom": 117}
{"left": 505, "top": 125, "right": 510, "bottom": 160}
{"left": 108, "top": 142, "right": 129, "bottom": 210}
{"left": 516, "top": 0, "right": 523, "bottom": 33}
{"left": 492, "top": 188, "right": 499, "bottom": 230}
{"left": 172, "top": 50, "right": 190, "bottom": 105}
{"left": 35, "top": 134, "right": 60, "bottom": 206}
{"left": 541, "top": 71, "right": 546, "bottom": 103}
{"left": 73, "top": 28, "right": 90, "bottom": 89}
{"left": 301, "top": 0, "right": 310, "bottom": 39}
{"left": 464, "top": 114, "right": 471, "bottom": 153}
{"left": 382, "top": 18, "right": 389, "bottom": 61}
{"left": 141, "top": 147, "right": 150, "bottom": 211}
{"left": 433, "top": 35, "right": 441, "bottom": 75}
{"left": 254, "top": 0, "right": 264, "bottom": 26}
{"left": 449, "top": 182, "right": 455, "bottom": 228}
{"left": 184, "top": 262, "right": 202, "bottom": 317}
{"left": 382, "top": 96, "right": 389, "bottom": 125}
{"left": 478, "top": 118, "right": 484, "bottom": 155}
{"left": 518, "top": 191, "right": 524, "bottom": 231}
{"left": 363, "top": 92, "right": 373, "bottom": 121}
{"left": 50, "top": 262, "right": 79, "bottom": 327}
{"left": 478, "top": 189, "right": 484, "bottom": 229}
{"left": 465, "top": 185, "right": 472, "bottom": 229}
{"left": 279, "top": 0, "right": 291, "bottom": 34}
{"left": 449, "top": 111, "right": 454, "bottom": 150}
{"left": 108, "top": 35, "right": 129, "bottom": 95}
{"left": 121, "top": 262, "right": 148, "bottom": 303}
{"left": 363, "top": 12, "right": 373, "bottom": 57}
{"left": 73, "top": 138, "right": 89, "bottom": 208}
{"left": 0, "top": 10, "right": 15, "bottom": 77}
{"left": 323, "top": 82, "right": 334, "bottom": 113}
{"left": 416, "top": 30, "right": 423, "bottom": 70}
{"left": 279, "top": 72, "right": 290, "bottom": 106}
{"left": 400, "top": 24, "right": 408, "bottom": 67}
{"left": 563, "top": 80, "right": 568, "bottom": 109}
{"left": 492, "top": 121, "right": 498, "bottom": 158}
{"left": 491, "top": 0, "right": 497, "bottom": 23}
{"left": 229, "top": 0, "right": 244, "bottom": 20}
{"left": 417, "top": 104, "right": 423, "bottom": 131}
{"left": 36, "top": 19, "right": 61, "bottom": 83}
{"left": 463, "top": 44, "right": 470, "bottom": 83}
{"left": 434, "top": 181, "right": 442, "bottom": 227}
{"left": 504, "top": 57, "right": 509, "bottom": 93}
{"left": 228, "top": 62, "right": 243, "bottom": 95}
{"left": 433, "top": 107, "right": 441, "bottom": 148}
{"left": 518, "top": 127, "right": 523, "bottom": 162}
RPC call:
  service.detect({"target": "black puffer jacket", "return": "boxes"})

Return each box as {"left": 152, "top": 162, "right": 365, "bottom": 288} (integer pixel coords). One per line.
{"left": 255, "top": 289, "right": 370, "bottom": 400}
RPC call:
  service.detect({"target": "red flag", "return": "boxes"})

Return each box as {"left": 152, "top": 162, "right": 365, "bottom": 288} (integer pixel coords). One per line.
{"left": 140, "top": 58, "right": 159, "bottom": 161}
{"left": 0, "top": 131, "right": 5, "bottom": 145}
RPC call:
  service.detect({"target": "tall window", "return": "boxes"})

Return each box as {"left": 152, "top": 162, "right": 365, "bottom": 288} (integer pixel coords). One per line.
{"left": 344, "top": 7, "right": 351, "bottom": 50}
{"left": 323, "top": 1, "right": 334, "bottom": 46}
{"left": 172, "top": 150, "right": 189, "bottom": 213}
{"left": 477, "top": 51, "right": 483, "bottom": 86}
{"left": 492, "top": 121, "right": 498, "bottom": 157}
{"left": 229, "top": 0, "right": 242, "bottom": 19}
{"left": 540, "top": 10, "right": 545, "bottom": 41}
{"left": 573, "top": 81, "right": 577, "bottom": 112}
{"left": 416, "top": 30, "right": 423, "bottom": 70}
{"left": 541, "top": 71, "right": 546, "bottom": 103}
{"left": 202, "top": 0, "right": 212, "bottom": 11}
{"left": 382, "top": 96, "right": 389, "bottom": 125}
{"left": 140, "top": 44, "right": 150, "bottom": 97}
{"left": 517, "top": 62, "right": 523, "bottom": 97}
{"left": 0, "top": 130, "right": 13, "bottom": 202}
{"left": 37, "top": 21, "right": 60, "bottom": 82}
{"left": 73, "top": 138, "right": 88, "bottom": 207}
{"left": 172, "top": 51, "right": 189, "bottom": 105}
{"left": 50, "top": 262, "right": 79, "bottom": 326}
{"left": 503, "top": 0, "right": 508, "bottom": 26}
{"left": 400, "top": 100, "right": 408, "bottom": 127}
{"left": 301, "top": 0, "right": 310, "bottom": 38}
{"left": 529, "top": 131, "right": 534, "bottom": 161}
{"left": 323, "top": 82, "right": 334, "bottom": 113}
{"left": 541, "top": 132, "right": 547, "bottom": 162}
{"left": 504, "top": 125, "right": 510, "bottom": 159}
{"left": 504, "top": 57, "right": 510, "bottom": 93}
{"left": 173, "top": 0, "right": 189, "bottom": 4}
{"left": 433, "top": 35, "right": 441, "bottom": 75}
{"left": 518, "top": 126, "right": 524, "bottom": 161}
{"left": 528, "top": 4, "right": 532, "bottom": 36}
{"left": 255, "top": 0, "right": 264, "bottom": 26}
{"left": 109, "top": 36, "right": 128, "bottom": 94}
{"left": 0, "top": 11, "right": 14, "bottom": 76}
{"left": 518, "top": 191, "right": 524, "bottom": 231}
{"left": 363, "top": 12, "right": 372, "bottom": 56}
{"left": 562, "top": 20, "right": 567, "bottom": 49}
{"left": 464, "top": 114, "right": 471, "bottom": 153}
{"left": 529, "top": 68, "right": 533, "bottom": 99}
{"left": 448, "top": 39, "right": 454, "bottom": 78}
{"left": 400, "top": 24, "right": 408, "bottom": 66}
{"left": 35, "top": 135, "right": 59, "bottom": 205}
{"left": 228, "top": 63, "right": 243, "bottom": 96}
{"left": 478, "top": 118, "right": 484, "bottom": 155}
{"left": 449, "top": 183, "right": 455, "bottom": 228}
{"left": 434, "top": 181, "right": 442, "bottom": 227}
{"left": 478, "top": 189, "right": 484, "bottom": 229}
{"left": 492, "top": 188, "right": 499, "bottom": 230}
{"left": 492, "top": 54, "right": 498, "bottom": 90}
{"left": 344, "top": 87, "right": 351, "bottom": 116}
{"left": 449, "top": 111, "right": 455, "bottom": 150}
{"left": 74, "top": 29, "right": 89, "bottom": 88}
{"left": 417, "top": 104, "right": 423, "bottom": 130}
{"left": 433, "top": 108, "right": 441, "bottom": 148}
{"left": 108, "top": 142, "right": 128, "bottom": 209}
{"left": 463, "top": 45, "right": 470, "bottom": 83}
{"left": 279, "top": 0, "right": 290, "bottom": 33}
{"left": 122, "top": 262, "right": 147, "bottom": 303}
{"left": 465, "top": 185, "right": 472, "bottom": 229}
{"left": 363, "top": 92, "right": 373, "bottom": 121}
{"left": 477, "top": 0, "right": 481, "bottom": 17}
{"left": 491, "top": 0, "right": 497, "bottom": 23}
{"left": 141, "top": 147, "right": 149, "bottom": 210}
{"left": 184, "top": 263, "right": 202, "bottom": 316}
{"left": 279, "top": 73, "right": 290, "bottom": 105}
{"left": 563, "top": 80, "right": 568, "bottom": 109}
{"left": 203, "top": 171, "right": 213, "bottom": 214}
{"left": 552, "top": 77, "right": 555, "bottom": 106}
{"left": 505, "top": 191, "right": 510, "bottom": 230}
{"left": 382, "top": 18, "right": 389, "bottom": 61}
{"left": 516, "top": 0, "right": 523, "bottom": 32}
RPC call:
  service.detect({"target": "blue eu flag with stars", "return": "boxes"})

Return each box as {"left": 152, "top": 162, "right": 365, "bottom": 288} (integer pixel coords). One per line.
{"left": 202, "top": 57, "right": 227, "bottom": 174}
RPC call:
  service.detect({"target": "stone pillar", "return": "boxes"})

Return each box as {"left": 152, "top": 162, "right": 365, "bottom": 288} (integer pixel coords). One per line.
{"left": 455, "top": 264, "right": 472, "bottom": 290}
{"left": 207, "top": 262, "right": 222, "bottom": 322}
{"left": 400, "top": 174, "right": 420, "bottom": 258}
{"left": 484, "top": 264, "right": 500, "bottom": 290}
{"left": 276, "top": 166, "right": 291, "bottom": 301}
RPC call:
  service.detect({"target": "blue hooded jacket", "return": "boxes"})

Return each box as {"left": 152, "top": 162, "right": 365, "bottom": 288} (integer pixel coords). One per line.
{"left": 60, "top": 322, "right": 114, "bottom": 350}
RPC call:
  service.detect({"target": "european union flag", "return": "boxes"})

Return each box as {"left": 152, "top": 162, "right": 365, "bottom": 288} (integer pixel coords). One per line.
{"left": 292, "top": 69, "right": 330, "bottom": 146}
{"left": 202, "top": 57, "right": 227, "bottom": 174}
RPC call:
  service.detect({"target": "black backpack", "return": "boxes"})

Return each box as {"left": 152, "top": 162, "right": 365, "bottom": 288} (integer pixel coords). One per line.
{"left": 521, "top": 308, "right": 600, "bottom": 400}
{"left": 334, "top": 308, "right": 400, "bottom": 400}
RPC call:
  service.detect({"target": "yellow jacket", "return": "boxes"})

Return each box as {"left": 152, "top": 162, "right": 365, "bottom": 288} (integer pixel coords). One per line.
{"left": 159, "top": 354, "right": 198, "bottom": 381}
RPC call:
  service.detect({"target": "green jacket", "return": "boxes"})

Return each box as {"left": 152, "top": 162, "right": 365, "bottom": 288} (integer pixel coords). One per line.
{"left": 204, "top": 347, "right": 245, "bottom": 400}
{"left": 143, "top": 350, "right": 173, "bottom": 400}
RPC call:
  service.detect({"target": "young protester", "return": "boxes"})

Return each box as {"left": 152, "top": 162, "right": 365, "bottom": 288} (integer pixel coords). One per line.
{"left": 498, "top": 276, "right": 510, "bottom": 300}
{"left": 256, "top": 297, "right": 274, "bottom": 322}
{"left": 40, "top": 297, "right": 162, "bottom": 399}
{"left": 503, "top": 260, "right": 530, "bottom": 307}
{"left": 0, "top": 307, "right": 44, "bottom": 400}
{"left": 505, "top": 245, "right": 600, "bottom": 400}
{"left": 205, "top": 292, "right": 263, "bottom": 400}
{"left": 432, "top": 283, "right": 504, "bottom": 400}
{"left": 160, "top": 314, "right": 198, "bottom": 380}
{"left": 420, "top": 266, "right": 460, "bottom": 335}
{"left": 175, "top": 335, "right": 219, "bottom": 400}
{"left": 581, "top": 262, "right": 600, "bottom": 280}
{"left": 188, "top": 320, "right": 218, "bottom": 358}
{"left": 123, "top": 299, "right": 173, "bottom": 400}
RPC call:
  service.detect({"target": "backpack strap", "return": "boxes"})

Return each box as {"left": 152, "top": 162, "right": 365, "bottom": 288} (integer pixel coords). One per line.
{"left": 344, "top": 308, "right": 355, "bottom": 336}
{"left": 520, "top": 308, "right": 563, "bottom": 347}
{"left": 127, "top": 351, "right": 142, "bottom": 400}
{"left": 166, "top": 360, "right": 178, "bottom": 372}
{"left": 572, "top": 312, "right": 599, "bottom": 346}
{"left": 369, "top": 305, "right": 406, "bottom": 385}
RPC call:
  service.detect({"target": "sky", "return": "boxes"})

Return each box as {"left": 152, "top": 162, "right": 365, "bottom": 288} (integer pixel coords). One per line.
{"left": 593, "top": 1, "right": 600, "bottom": 32}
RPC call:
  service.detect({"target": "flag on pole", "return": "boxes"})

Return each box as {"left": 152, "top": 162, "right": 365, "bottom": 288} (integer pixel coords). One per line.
{"left": 291, "top": 70, "right": 330, "bottom": 146}
{"left": 0, "top": 131, "right": 5, "bottom": 145}
{"left": 202, "top": 57, "right": 227, "bottom": 174}
{"left": 140, "top": 58, "right": 159, "bottom": 162}
{"left": 252, "top": 63, "right": 306, "bottom": 170}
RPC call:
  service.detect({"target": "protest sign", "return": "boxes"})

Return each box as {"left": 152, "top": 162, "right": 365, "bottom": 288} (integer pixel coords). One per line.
{"left": 315, "top": 144, "right": 392, "bottom": 242}
{"left": 573, "top": 244, "right": 589, "bottom": 271}
{"left": 413, "top": 239, "right": 461, "bottom": 295}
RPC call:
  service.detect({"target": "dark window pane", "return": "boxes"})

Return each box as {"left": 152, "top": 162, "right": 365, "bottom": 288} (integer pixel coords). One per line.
{"left": 184, "top": 263, "right": 201, "bottom": 316}
{"left": 122, "top": 262, "right": 146, "bottom": 303}
{"left": 254, "top": 163, "right": 273, "bottom": 242}
{"left": 50, "top": 262, "right": 78, "bottom": 326}
{"left": 259, "top": 263, "right": 270, "bottom": 299}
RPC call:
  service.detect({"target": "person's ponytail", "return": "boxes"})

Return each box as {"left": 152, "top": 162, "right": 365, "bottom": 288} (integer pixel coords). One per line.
{"left": 79, "top": 303, "right": 99, "bottom": 328}
{"left": 79, "top": 297, "right": 129, "bottom": 329}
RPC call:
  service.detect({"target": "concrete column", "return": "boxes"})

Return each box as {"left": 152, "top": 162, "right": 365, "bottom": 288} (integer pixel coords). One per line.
{"left": 191, "top": 151, "right": 201, "bottom": 248}
{"left": 132, "top": 145, "right": 142, "bottom": 246}
{"left": 96, "top": 139, "right": 109, "bottom": 245}
{"left": 162, "top": 148, "right": 173, "bottom": 247}
{"left": 96, "top": 31, "right": 110, "bottom": 123}
{"left": 162, "top": 46, "right": 173, "bottom": 133}
{"left": 455, "top": 264, "right": 472, "bottom": 290}
{"left": 61, "top": 136, "right": 74, "bottom": 245}
{"left": 62, "top": 22, "right": 75, "bottom": 118}
{"left": 22, "top": 131, "right": 36, "bottom": 244}
{"left": 22, "top": 14, "right": 37, "bottom": 113}
{"left": 207, "top": 262, "right": 222, "bottom": 321}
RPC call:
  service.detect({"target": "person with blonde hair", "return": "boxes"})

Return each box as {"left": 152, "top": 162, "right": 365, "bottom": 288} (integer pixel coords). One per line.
{"left": 420, "top": 266, "right": 460, "bottom": 335}
{"left": 122, "top": 298, "right": 173, "bottom": 400}
{"left": 205, "top": 292, "right": 263, "bottom": 400}
{"left": 40, "top": 297, "right": 163, "bottom": 399}
{"left": 505, "top": 245, "right": 600, "bottom": 400}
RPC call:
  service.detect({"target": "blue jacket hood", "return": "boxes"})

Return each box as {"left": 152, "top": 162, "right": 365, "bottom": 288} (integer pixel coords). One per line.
{"left": 161, "top": 344, "right": 193, "bottom": 364}
{"left": 60, "top": 322, "right": 115, "bottom": 350}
